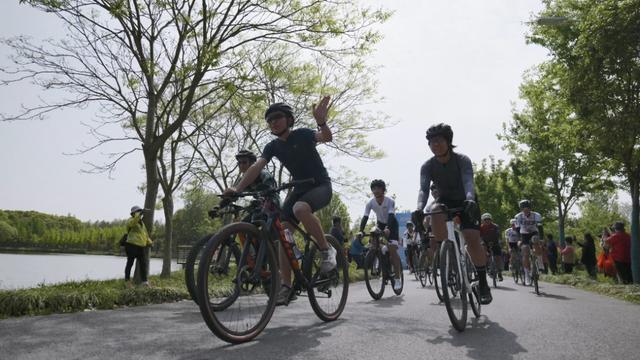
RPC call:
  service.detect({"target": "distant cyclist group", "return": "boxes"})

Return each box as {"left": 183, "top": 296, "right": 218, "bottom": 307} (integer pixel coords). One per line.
{"left": 176, "top": 97, "right": 556, "bottom": 343}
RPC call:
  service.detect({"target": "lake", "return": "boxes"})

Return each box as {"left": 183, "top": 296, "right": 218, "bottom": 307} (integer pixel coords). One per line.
{"left": 0, "top": 252, "right": 178, "bottom": 290}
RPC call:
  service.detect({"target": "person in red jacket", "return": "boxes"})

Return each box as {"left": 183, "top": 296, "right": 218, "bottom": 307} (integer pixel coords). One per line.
{"left": 604, "top": 221, "right": 632, "bottom": 284}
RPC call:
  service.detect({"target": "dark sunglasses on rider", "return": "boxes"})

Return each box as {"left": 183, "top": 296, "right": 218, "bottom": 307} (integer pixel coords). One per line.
{"left": 265, "top": 112, "right": 285, "bottom": 124}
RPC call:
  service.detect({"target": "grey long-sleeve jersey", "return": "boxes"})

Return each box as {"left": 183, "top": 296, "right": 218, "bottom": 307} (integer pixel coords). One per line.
{"left": 417, "top": 152, "right": 475, "bottom": 211}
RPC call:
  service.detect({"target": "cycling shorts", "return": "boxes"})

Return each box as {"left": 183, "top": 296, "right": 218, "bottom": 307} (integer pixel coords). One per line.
{"left": 520, "top": 232, "right": 538, "bottom": 246}
{"left": 282, "top": 182, "right": 332, "bottom": 224}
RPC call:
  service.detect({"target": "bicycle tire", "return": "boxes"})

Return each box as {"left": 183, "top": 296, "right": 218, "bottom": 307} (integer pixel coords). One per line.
{"left": 307, "top": 234, "right": 349, "bottom": 322}
{"left": 490, "top": 256, "right": 498, "bottom": 288}
{"left": 469, "top": 283, "right": 481, "bottom": 318}
{"left": 185, "top": 233, "right": 213, "bottom": 305}
{"left": 440, "top": 240, "right": 467, "bottom": 332}
{"left": 392, "top": 264, "right": 404, "bottom": 295}
{"left": 197, "top": 222, "right": 278, "bottom": 344}
{"left": 364, "top": 250, "right": 385, "bottom": 300}
{"left": 432, "top": 248, "right": 444, "bottom": 302}
{"left": 532, "top": 258, "right": 540, "bottom": 295}
{"left": 412, "top": 250, "right": 420, "bottom": 281}
{"left": 418, "top": 252, "right": 428, "bottom": 287}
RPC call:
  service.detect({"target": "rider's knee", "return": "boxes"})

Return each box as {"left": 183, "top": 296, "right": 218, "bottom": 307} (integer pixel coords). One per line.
{"left": 292, "top": 202, "right": 311, "bottom": 218}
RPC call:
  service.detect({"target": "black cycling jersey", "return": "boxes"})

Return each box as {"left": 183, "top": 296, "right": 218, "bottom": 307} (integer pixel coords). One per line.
{"left": 417, "top": 152, "right": 475, "bottom": 211}
{"left": 261, "top": 128, "right": 330, "bottom": 192}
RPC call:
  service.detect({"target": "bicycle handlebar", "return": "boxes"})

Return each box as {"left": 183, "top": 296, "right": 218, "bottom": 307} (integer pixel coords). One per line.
{"left": 220, "top": 178, "right": 316, "bottom": 201}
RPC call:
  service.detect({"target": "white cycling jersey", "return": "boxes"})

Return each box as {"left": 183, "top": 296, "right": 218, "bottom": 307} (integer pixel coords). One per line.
{"left": 363, "top": 196, "right": 395, "bottom": 224}
{"left": 505, "top": 228, "right": 520, "bottom": 244}
{"left": 403, "top": 230, "right": 420, "bottom": 245}
{"left": 514, "top": 211, "right": 542, "bottom": 234}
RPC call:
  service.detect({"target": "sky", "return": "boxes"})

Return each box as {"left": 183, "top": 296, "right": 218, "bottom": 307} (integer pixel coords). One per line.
{"left": 0, "top": 1, "right": 551, "bottom": 223}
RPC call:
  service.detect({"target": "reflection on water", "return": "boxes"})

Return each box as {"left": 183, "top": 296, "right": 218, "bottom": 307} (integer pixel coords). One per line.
{"left": 0, "top": 253, "right": 178, "bottom": 289}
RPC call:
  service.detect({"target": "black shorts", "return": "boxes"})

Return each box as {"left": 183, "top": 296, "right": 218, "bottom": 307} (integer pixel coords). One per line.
{"left": 520, "top": 232, "right": 538, "bottom": 246}
{"left": 433, "top": 199, "right": 481, "bottom": 231}
{"left": 486, "top": 242, "right": 502, "bottom": 256}
{"left": 282, "top": 182, "right": 332, "bottom": 224}
{"left": 376, "top": 220, "right": 399, "bottom": 242}
{"left": 508, "top": 242, "right": 519, "bottom": 250}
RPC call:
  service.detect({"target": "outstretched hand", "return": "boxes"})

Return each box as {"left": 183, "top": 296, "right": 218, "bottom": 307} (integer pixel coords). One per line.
{"left": 312, "top": 96, "right": 331, "bottom": 124}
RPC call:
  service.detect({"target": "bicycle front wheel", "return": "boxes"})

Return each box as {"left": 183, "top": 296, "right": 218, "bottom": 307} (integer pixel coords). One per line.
{"left": 432, "top": 248, "right": 444, "bottom": 302}
{"left": 364, "top": 250, "right": 385, "bottom": 300}
{"left": 197, "top": 222, "right": 278, "bottom": 344}
{"left": 532, "top": 260, "right": 540, "bottom": 295}
{"left": 307, "top": 235, "right": 349, "bottom": 322}
{"left": 440, "top": 241, "right": 468, "bottom": 332}
{"left": 418, "top": 252, "right": 428, "bottom": 287}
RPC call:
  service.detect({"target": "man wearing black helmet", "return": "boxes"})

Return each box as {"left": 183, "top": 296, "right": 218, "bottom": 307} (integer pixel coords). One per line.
{"left": 234, "top": 149, "right": 277, "bottom": 193}
{"left": 358, "top": 179, "right": 403, "bottom": 291}
{"left": 415, "top": 123, "right": 493, "bottom": 304}
{"left": 514, "top": 199, "right": 544, "bottom": 284}
{"left": 224, "top": 96, "right": 335, "bottom": 305}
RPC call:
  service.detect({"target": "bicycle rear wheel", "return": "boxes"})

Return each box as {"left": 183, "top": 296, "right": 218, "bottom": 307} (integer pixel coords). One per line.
{"left": 469, "top": 283, "right": 481, "bottom": 318}
{"left": 307, "top": 235, "right": 349, "bottom": 322}
{"left": 418, "top": 252, "right": 428, "bottom": 287}
{"left": 490, "top": 256, "right": 498, "bottom": 288}
{"left": 185, "top": 233, "right": 212, "bottom": 305}
{"left": 532, "top": 259, "right": 540, "bottom": 295}
{"left": 364, "top": 250, "right": 385, "bottom": 300}
{"left": 440, "top": 240, "right": 468, "bottom": 332}
{"left": 412, "top": 250, "right": 420, "bottom": 281}
{"left": 197, "top": 222, "right": 278, "bottom": 344}
{"left": 432, "top": 248, "right": 444, "bottom": 302}
{"left": 392, "top": 264, "right": 404, "bottom": 295}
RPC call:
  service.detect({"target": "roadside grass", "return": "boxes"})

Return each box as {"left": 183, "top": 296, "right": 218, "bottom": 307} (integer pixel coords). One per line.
{"left": 1, "top": 261, "right": 365, "bottom": 319}
{"left": 540, "top": 270, "right": 640, "bottom": 304}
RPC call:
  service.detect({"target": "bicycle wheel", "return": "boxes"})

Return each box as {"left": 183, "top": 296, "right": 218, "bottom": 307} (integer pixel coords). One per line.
{"left": 532, "top": 258, "right": 540, "bottom": 295}
{"left": 440, "top": 241, "right": 467, "bottom": 332}
{"left": 411, "top": 249, "right": 420, "bottom": 281}
{"left": 418, "top": 252, "right": 428, "bottom": 287}
{"left": 197, "top": 222, "right": 278, "bottom": 344}
{"left": 469, "top": 283, "right": 481, "bottom": 318}
{"left": 364, "top": 250, "right": 385, "bottom": 300}
{"left": 490, "top": 256, "right": 498, "bottom": 289}
{"left": 185, "top": 233, "right": 212, "bottom": 305}
{"left": 432, "top": 248, "right": 444, "bottom": 302}
{"left": 392, "top": 263, "right": 404, "bottom": 295}
{"left": 307, "top": 235, "right": 349, "bottom": 322}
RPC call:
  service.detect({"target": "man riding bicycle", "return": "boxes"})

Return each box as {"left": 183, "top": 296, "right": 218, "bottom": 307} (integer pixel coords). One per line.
{"left": 414, "top": 123, "right": 492, "bottom": 304}
{"left": 358, "top": 179, "right": 403, "bottom": 291}
{"left": 514, "top": 199, "right": 544, "bottom": 284}
{"left": 403, "top": 221, "right": 421, "bottom": 273}
{"left": 505, "top": 219, "right": 520, "bottom": 270}
{"left": 224, "top": 97, "right": 336, "bottom": 306}
{"left": 480, "top": 213, "right": 503, "bottom": 281}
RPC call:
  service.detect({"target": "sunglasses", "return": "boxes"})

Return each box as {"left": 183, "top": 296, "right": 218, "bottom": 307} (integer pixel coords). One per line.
{"left": 237, "top": 160, "right": 250, "bottom": 165}
{"left": 266, "top": 113, "right": 285, "bottom": 124}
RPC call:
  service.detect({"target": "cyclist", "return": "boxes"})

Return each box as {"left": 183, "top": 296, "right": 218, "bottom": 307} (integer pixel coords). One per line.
{"left": 358, "top": 179, "right": 403, "bottom": 291}
{"left": 514, "top": 199, "right": 544, "bottom": 283}
{"left": 223, "top": 97, "right": 336, "bottom": 306}
{"left": 505, "top": 219, "right": 520, "bottom": 271}
{"left": 403, "top": 221, "right": 420, "bottom": 273}
{"left": 414, "top": 123, "right": 492, "bottom": 304}
{"left": 480, "top": 213, "right": 503, "bottom": 281}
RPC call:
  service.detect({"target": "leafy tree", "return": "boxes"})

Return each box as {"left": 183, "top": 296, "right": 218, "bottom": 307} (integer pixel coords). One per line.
{"left": 504, "top": 61, "right": 613, "bottom": 245}
{"left": 530, "top": 0, "right": 640, "bottom": 281}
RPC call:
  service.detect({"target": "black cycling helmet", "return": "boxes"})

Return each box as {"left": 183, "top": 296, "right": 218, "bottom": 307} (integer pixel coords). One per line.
{"left": 370, "top": 179, "right": 386, "bottom": 191}
{"left": 426, "top": 123, "right": 454, "bottom": 145}
{"left": 235, "top": 149, "right": 257, "bottom": 163}
{"left": 265, "top": 102, "right": 294, "bottom": 127}
{"left": 519, "top": 199, "right": 532, "bottom": 209}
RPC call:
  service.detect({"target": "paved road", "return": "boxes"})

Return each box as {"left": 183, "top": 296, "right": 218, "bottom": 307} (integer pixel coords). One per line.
{"left": 1, "top": 274, "right": 638, "bottom": 360}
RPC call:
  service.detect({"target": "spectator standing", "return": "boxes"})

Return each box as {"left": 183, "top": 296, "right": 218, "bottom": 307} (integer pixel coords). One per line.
{"left": 561, "top": 236, "right": 576, "bottom": 274}
{"left": 604, "top": 221, "right": 632, "bottom": 284}
{"left": 546, "top": 234, "right": 559, "bottom": 275}
{"left": 578, "top": 233, "right": 597, "bottom": 279}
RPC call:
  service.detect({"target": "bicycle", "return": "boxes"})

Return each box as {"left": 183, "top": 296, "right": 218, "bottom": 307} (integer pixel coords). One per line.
{"left": 485, "top": 243, "right": 498, "bottom": 288}
{"left": 425, "top": 206, "right": 481, "bottom": 332}
{"left": 526, "top": 243, "right": 543, "bottom": 295}
{"left": 431, "top": 238, "right": 444, "bottom": 302}
{"left": 510, "top": 246, "right": 524, "bottom": 285}
{"left": 412, "top": 234, "right": 432, "bottom": 288}
{"left": 196, "top": 179, "right": 349, "bottom": 344}
{"left": 184, "top": 203, "right": 248, "bottom": 307}
{"left": 362, "top": 228, "right": 404, "bottom": 300}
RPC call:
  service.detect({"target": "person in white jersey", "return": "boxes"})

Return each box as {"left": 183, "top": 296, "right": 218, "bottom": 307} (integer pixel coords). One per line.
{"left": 358, "top": 179, "right": 402, "bottom": 291}
{"left": 514, "top": 199, "right": 544, "bottom": 283}
{"left": 505, "top": 219, "right": 520, "bottom": 270}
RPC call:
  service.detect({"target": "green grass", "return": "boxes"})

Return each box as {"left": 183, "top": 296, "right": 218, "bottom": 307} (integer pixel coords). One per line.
{"left": 540, "top": 270, "right": 640, "bottom": 304}
{"left": 0, "top": 260, "right": 365, "bottom": 319}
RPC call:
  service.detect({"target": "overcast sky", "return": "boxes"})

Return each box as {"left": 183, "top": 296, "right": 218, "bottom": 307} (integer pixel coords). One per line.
{"left": 0, "top": 1, "right": 550, "bottom": 223}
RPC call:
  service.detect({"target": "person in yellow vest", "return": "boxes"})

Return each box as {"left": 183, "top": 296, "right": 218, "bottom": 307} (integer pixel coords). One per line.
{"left": 125, "top": 206, "right": 153, "bottom": 287}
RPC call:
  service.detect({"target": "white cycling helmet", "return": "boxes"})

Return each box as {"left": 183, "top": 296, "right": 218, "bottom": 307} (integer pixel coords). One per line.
{"left": 481, "top": 213, "right": 492, "bottom": 221}
{"left": 510, "top": 218, "right": 517, "bottom": 225}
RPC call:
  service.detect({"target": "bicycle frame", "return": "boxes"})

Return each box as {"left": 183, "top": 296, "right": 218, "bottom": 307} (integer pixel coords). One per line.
{"left": 443, "top": 219, "right": 475, "bottom": 294}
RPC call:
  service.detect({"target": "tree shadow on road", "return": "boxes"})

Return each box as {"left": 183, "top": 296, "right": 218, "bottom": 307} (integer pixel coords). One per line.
{"left": 177, "top": 318, "right": 342, "bottom": 360}
{"left": 426, "top": 316, "right": 527, "bottom": 360}
{"left": 536, "top": 292, "right": 573, "bottom": 300}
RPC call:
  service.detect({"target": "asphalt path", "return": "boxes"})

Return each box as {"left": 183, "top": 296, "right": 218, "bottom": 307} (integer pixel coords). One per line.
{"left": 1, "top": 273, "right": 638, "bottom": 360}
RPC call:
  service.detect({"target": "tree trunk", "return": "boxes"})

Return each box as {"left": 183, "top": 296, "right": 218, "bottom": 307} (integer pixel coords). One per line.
{"left": 161, "top": 195, "right": 174, "bottom": 278}
{"left": 630, "top": 177, "right": 639, "bottom": 284}
{"left": 133, "top": 147, "right": 160, "bottom": 284}
{"left": 555, "top": 189, "right": 566, "bottom": 247}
